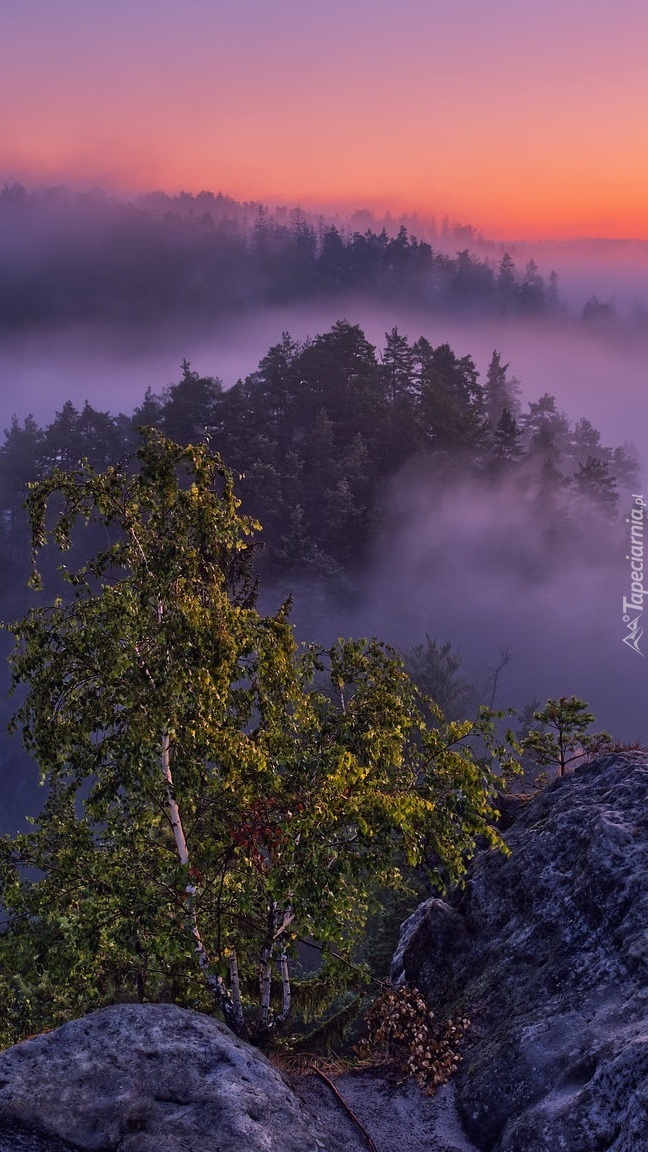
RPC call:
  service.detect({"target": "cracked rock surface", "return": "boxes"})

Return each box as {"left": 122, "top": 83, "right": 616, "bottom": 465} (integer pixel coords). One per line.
{"left": 392, "top": 752, "right": 648, "bottom": 1152}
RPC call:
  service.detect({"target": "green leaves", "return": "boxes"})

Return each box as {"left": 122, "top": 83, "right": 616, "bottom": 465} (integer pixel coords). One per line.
{"left": 0, "top": 431, "right": 515, "bottom": 1045}
{"left": 523, "top": 696, "right": 614, "bottom": 778}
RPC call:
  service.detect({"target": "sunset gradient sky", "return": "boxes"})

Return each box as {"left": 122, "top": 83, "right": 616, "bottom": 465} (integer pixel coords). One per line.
{"left": 2, "top": 0, "right": 647, "bottom": 239}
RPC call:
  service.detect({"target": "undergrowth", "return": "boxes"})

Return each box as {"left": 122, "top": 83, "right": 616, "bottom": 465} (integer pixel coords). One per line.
{"left": 355, "top": 985, "right": 471, "bottom": 1094}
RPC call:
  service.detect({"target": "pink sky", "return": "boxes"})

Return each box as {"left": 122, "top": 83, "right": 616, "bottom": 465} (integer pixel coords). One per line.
{"left": 2, "top": 0, "right": 648, "bottom": 239}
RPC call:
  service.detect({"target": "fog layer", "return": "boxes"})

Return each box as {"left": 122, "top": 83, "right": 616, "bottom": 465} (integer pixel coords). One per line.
{"left": 1, "top": 305, "right": 646, "bottom": 469}
{"left": 1, "top": 193, "right": 648, "bottom": 830}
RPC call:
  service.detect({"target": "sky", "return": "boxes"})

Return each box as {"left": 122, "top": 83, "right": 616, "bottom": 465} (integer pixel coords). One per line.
{"left": 2, "top": 0, "right": 648, "bottom": 239}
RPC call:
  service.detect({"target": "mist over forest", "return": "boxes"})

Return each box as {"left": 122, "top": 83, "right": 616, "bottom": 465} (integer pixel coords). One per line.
{"left": 1, "top": 182, "right": 647, "bottom": 439}
{"left": 1, "top": 181, "right": 647, "bottom": 834}
{"left": 3, "top": 181, "right": 648, "bottom": 335}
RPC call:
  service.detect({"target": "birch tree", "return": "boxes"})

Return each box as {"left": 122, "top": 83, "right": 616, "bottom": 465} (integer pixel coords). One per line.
{"left": 0, "top": 431, "right": 513, "bottom": 1045}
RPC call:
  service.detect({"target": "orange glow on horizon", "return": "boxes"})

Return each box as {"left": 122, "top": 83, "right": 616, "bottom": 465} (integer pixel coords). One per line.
{"left": 4, "top": 126, "right": 648, "bottom": 243}
{"left": 4, "top": 152, "right": 647, "bottom": 245}
{"left": 2, "top": 0, "right": 648, "bottom": 243}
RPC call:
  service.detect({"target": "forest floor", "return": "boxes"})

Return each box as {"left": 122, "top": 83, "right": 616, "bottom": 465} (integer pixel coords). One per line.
{"left": 289, "top": 1067, "right": 480, "bottom": 1152}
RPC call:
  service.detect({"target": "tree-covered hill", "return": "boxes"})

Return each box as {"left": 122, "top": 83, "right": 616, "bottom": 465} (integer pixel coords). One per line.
{"left": 0, "top": 321, "right": 636, "bottom": 597}
{"left": 0, "top": 183, "right": 560, "bottom": 330}
{"left": 0, "top": 318, "right": 639, "bottom": 849}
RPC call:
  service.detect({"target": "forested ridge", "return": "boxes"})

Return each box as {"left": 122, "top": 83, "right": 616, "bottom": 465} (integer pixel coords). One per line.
{"left": 0, "top": 183, "right": 560, "bottom": 328}
{"left": 0, "top": 320, "right": 636, "bottom": 598}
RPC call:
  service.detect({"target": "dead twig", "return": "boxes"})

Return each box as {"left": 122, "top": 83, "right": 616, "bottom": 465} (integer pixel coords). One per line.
{"left": 313, "top": 1068, "right": 380, "bottom": 1152}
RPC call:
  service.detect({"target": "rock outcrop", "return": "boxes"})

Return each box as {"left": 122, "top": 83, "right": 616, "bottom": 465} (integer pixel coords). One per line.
{"left": 0, "top": 1005, "right": 482, "bottom": 1152}
{"left": 0, "top": 1002, "right": 330, "bottom": 1152}
{"left": 392, "top": 752, "right": 648, "bottom": 1151}
{"left": 2, "top": 752, "right": 646, "bottom": 1152}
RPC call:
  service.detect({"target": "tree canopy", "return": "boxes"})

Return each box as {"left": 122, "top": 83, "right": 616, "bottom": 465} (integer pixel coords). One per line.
{"left": 0, "top": 322, "right": 636, "bottom": 601}
{"left": 0, "top": 431, "right": 517, "bottom": 1046}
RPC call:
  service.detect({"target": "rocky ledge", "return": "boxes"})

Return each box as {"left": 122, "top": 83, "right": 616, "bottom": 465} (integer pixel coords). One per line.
{"left": 1, "top": 751, "right": 646, "bottom": 1152}
{"left": 392, "top": 751, "right": 648, "bottom": 1151}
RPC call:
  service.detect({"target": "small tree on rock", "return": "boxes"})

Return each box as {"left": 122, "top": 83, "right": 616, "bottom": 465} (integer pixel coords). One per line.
{"left": 523, "top": 696, "right": 614, "bottom": 778}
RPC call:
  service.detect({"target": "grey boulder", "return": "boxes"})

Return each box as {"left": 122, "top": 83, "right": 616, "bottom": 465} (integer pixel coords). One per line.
{"left": 0, "top": 1002, "right": 329, "bottom": 1152}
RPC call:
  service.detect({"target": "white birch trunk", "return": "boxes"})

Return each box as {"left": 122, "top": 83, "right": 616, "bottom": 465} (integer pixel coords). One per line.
{"left": 229, "top": 949, "right": 245, "bottom": 1034}
{"left": 278, "top": 951, "right": 291, "bottom": 1021}
{"left": 160, "top": 729, "right": 240, "bottom": 1032}
{"left": 259, "top": 902, "right": 279, "bottom": 1029}
{"left": 259, "top": 948, "right": 273, "bottom": 1028}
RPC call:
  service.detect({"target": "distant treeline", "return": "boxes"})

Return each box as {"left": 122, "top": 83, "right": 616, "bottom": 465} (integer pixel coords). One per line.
{"left": 0, "top": 321, "right": 636, "bottom": 596}
{"left": 0, "top": 182, "right": 561, "bottom": 328}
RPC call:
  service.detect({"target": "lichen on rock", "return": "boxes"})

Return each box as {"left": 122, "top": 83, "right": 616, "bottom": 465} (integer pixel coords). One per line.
{"left": 391, "top": 752, "right": 648, "bottom": 1151}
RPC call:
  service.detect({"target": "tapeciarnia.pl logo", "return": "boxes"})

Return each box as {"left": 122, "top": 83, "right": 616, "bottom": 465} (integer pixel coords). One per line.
{"left": 622, "top": 493, "right": 646, "bottom": 656}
